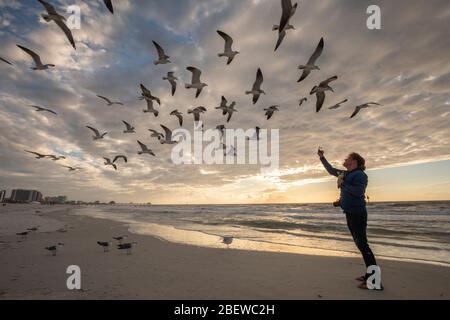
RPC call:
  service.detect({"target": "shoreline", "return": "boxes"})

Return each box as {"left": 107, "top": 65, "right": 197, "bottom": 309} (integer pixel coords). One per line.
{"left": 0, "top": 204, "right": 449, "bottom": 299}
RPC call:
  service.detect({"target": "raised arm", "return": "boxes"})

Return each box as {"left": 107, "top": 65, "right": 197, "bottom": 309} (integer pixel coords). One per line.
{"left": 319, "top": 156, "right": 342, "bottom": 177}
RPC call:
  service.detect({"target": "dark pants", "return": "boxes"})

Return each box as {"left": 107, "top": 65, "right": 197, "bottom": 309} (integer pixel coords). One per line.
{"left": 345, "top": 209, "right": 377, "bottom": 277}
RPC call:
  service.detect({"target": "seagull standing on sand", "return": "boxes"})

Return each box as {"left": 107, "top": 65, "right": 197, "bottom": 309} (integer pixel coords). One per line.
{"left": 118, "top": 242, "right": 137, "bottom": 255}
{"left": 37, "top": 0, "right": 76, "bottom": 49}
{"left": 122, "top": 120, "right": 135, "bottom": 133}
{"left": 45, "top": 243, "right": 64, "bottom": 256}
{"left": 160, "top": 125, "right": 179, "bottom": 144}
{"left": 215, "top": 96, "right": 237, "bottom": 123}
{"left": 103, "top": 0, "right": 114, "bottom": 14}
{"left": 274, "top": 0, "right": 298, "bottom": 51}
{"left": 97, "top": 95, "right": 123, "bottom": 106}
{"left": 25, "top": 150, "right": 49, "bottom": 159}
{"left": 97, "top": 241, "right": 112, "bottom": 252}
{"left": 17, "top": 45, "right": 55, "bottom": 70}
{"left": 170, "top": 110, "right": 183, "bottom": 127}
{"left": 0, "top": 56, "right": 13, "bottom": 65}
{"left": 27, "top": 226, "right": 39, "bottom": 232}
{"left": 187, "top": 106, "right": 207, "bottom": 122}
{"left": 264, "top": 105, "right": 280, "bottom": 120}
{"left": 310, "top": 75, "right": 338, "bottom": 112}
{"left": 86, "top": 126, "right": 108, "bottom": 140}
{"left": 328, "top": 99, "right": 348, "bottom": 110}
{"left": 163, "top": 72, "right": 178, "bottom": 96}
{"left": 103, "top": 157, "right": 117, "bottom": 170}
{"left": 137, "top": 141, "right": 156, "bottom": 156}
{"left": 217, "top": 30, "right": 239, "bottom": 65}
{"left": 221, "top": 236, "right": 233, "bottom": 249}
{"left": 298, "top": 37, "right": 324, "bottom": 82}
{"left": 16, "top": 231, "right": 29, "bottom": 239}
{"left": 246, "top": 68, "right": 265, "bottom": 104}
{"left": 113, "top": 235, "right": 128, "bottom": 244}
{"left": 298, "top": 97, "right": 307, "bottom": 106}
{"left": 152, "top": 41, "right": 171, "bottom": 65}
{"left": 350, "top": 102, "right": 381, "bottom": 118}
{"left": 185, "top": 67, "right": 208, "bottom": 98}
{"left": 29, "top": 105, "right": 57, "bottom": 115}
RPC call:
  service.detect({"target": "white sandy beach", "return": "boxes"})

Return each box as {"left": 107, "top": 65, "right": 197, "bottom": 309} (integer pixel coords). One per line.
{"left": 0, "top": 204, "right": 448, "bottom": 299}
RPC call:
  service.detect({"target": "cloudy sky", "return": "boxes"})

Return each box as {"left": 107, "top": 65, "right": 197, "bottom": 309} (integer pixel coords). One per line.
{"left": 0, "top": 0, "right": 449, "bottom": 204}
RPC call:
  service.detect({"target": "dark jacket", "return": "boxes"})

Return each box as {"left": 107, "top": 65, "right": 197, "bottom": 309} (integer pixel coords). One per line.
{"left": 320, "top": 156, "right": 367, "bottom": 213}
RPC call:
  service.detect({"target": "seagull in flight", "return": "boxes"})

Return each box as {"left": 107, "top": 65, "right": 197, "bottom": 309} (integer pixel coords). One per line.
{"left": 37, "top": 0, "right": 76, "bottom": 49}
{"left": 215, "top": 96, "right": 237, "bottom": 123}
{"left": 217, "top": 30, "right": 239, "bottom": 65}
{"left": 328, "top": 99, "right": 348, "bottom": 110}
{"left": 139, "top": 84, "right": 161, "bottom": 105}
{"left": 245, "top": 68, "right": 265, "bottom": 104}
{"left": 350, "top": 102, "right": 381, "bottom": 118}
{"left": 97, "top": 95, "right": 123, "bottom": 106}
{"left": 148, "top": 129, "right": 164, "bottom": 141}
{"left": 137, "top": 141, "right": 156, "bottom": 156}
{"left": 170, "top": 109, "right": 183, "bottom": 126}
{"left": 142, "top": 98, "right": 159, "bottom": 117}
{"left": 160, "top": 125, "right": 179, "bottom": 144}
{"left": 29, "top": 105, "right": 57, "bottom": 115}
{"left": 86, "top": 126, "right": 108, "bottom": 140}
{"left": 185, "top": 66, "right": 208, "bottom": 98}
{"left": 0, "top": 56, "right": 13, "bottom": 66}
{"left": 17, "top": 45, "right": 55, "bottom": 70}
{"left": 298, "top": 37, "right": 324, "bottom": 82}
{"left": 264, "top": 105, "right": 280, "bottom": 120}
{"left": 310, "top": 75, "right": 338, "bottom": 112}
{"left": 246, "top": 126, "right": 261, "bottom": 141}
{"left": 46, "top": 155, "right": 66, "bottom": 161}
{"left": 103, "top": 0, "right": 114, "bottom": 14}
{"left": 187, "top": 106, "right": 207, "bottom": 122}
{"left": 152, "top": 41, "right": 170, "bottom": 65}
{"left": 25, "top": 150, "right": 49, "bottom": 159}
{"left": 298, "top": 97, "right": 307, "bottom": 106}
{"left": 62, "top": 165, "right": 81, "bottom": 172}
{"left": 163, "top": 72, "right": 178, "bottom": 96}
{"left": 113, "top": 155, "right": 127, "bottom": 163}
{"left": 122, "top": 120, "right": 135, "bottom": 133}
{"left": 274, "top": 0, "right": 298, "bottom": 51}
{"left": 103, "top": 157, "right": 117, "bottom": 170}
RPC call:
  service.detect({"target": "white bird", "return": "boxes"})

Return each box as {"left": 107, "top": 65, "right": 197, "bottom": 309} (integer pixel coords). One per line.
{"left": 310, "top": 75, "right": 338, "bottom": 112}
{"left": 264, "top": 105, "right": 280, "bottom": 120}
{"left": 137, "top": 141, "right": 156, "bottom": 156}
{"left": 86, "top": 126, "right": 108, "bottom": 140}
{"left": 170, "top": 109, "right": 183, "bottom": 126}
{"left": 350, "top": 102, "right": 381, "bottom": 118}
{"left": 45, "top": 243, "right": 64, "bottom": 256}
{"left": 25, "top": 150, "right": 49, "bottom": 159}
{"left": 103, "top": 0, "right": 114, "bottom": 14}
{"left": 274, "top": 0, "right": 298, "bottom": 51}
{"left": 29, "top": 105, "right": 57, "bottom": 115}
{"left": 160, "top": 125, "right": 178, "bottom": 144}
{"left": 221, "top": 236, "right": 233, "bottom": 249}
{"left": 152, "top": 40, "right": 170, "bottom": 65}
{"left": 187, "top": 106, "right": 207, "bottom": 122}
{"left": 163, "top": 72, "right": 178, "bottom": 96}
{"left": 17, "top": 45, "right": 55, "bottom": 70}
{"left": 38, "top": 0, "right": 76, "bottom": 49}
{"left": 298, "top": 37, "right": 324, "bottom": 82}
{"left": 215, "top": 96, "right": 237, "bottom": 123}
{"left": 328, "top": 99, "right": 348, "bottom": 110}
{"left": 246, "top": 68, "right": 265, "bottom": 104}
{"left": 122, "top": 120, "right": 135, "bottom": 133}
{"left": 117, "top": 242, "right": 137, "bottom": 255}
{"left": 103, "top": 157, "right": 117, "bottom": 170}
{"left": 148, "top": 129, "right": 164, "bottom": 141}
{"left": 113, "top": 155, "right": 127, "bottom": 163}
{"left": 298, "top": 97, "right": 307, "bottom": 106}
{"left": 185, "top": 66, "right": 208, "bottom": 98}
{"left": 217, "top": 30, "right": 239, "bottom": 65}
{"left": 97, "top": 95, "right": 123, "bottom": 106}
{"left": 97, "top": 241, "right": 112, "bottom": 252}
{"left": 0, "top": 56, "right": 13, "bottom": 66}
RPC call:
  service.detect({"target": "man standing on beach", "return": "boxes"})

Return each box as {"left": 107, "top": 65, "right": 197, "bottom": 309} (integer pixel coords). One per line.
{"left": 318, "top": 148, "right": 381, "bottom": 290}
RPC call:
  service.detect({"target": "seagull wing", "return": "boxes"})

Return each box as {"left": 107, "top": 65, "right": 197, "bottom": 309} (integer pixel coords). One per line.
{"left": 350, "top": 106, "right": 362, "bottom": 118}
{"left": 113, "top": 155, "right": 127, "bottom": 163}
{"left": 168, "top": 79, "right": 177, "bottom": 95}
{"left": 17, "top": 45, "right": 43, "bottom": 66}
{"left": 316, "top": 92, "right": 325, "bottom": 113}
{"left": 43, "top": 107, "right": 57, "bottom": 115}
{"left": 217, "top": 30, "right": 233, "bottom": 52}
{"left": 274, "top": 30, "right": 286, "bottom": 51}
{"left": 137, "top": 140, "right": 148, "bottom": 151}
{"left": 122, "top": 120, "right": 132, "bottom": 130}
{"left": 252, "top": 68, "right": 263, "bottom": 90}
{"left": 0, "top": 56, "right": 13, "bottom": 65}
{"left": 86, "top": 126, "right": 100, "bottom": 136}
{"left": 103, "top": 0, "right": 114, "bottom": 14}
{"left": 140, "top": 83, "right": 151, "bottom": 96}
{"left": 97, "top": 95, "right": 112, "bottom": 104}
{"left": 54, "top": 18, "right": 76, "bottom": 49}
{"left": 320, "top": 75, "right": 338, "bottom": 87}
{"left": 306, "top": 37, "right": 324, "bottom": 65}
{"left": 187, "top": 66, "right": 202, "bottom": 84}
{"left": 297, "top": 69, "right": 311, "bottom": 82}
{"left": 152, "top": 41, "right": 166, "bottom": 60}
{"left": 279, "top": 0, "right": 293, "bottom": 35}
{"left": 38, "top": 0, "right": 59, "bottom": 15}
{"left": 160, "top": 125, "right": 173, "bottom": 140}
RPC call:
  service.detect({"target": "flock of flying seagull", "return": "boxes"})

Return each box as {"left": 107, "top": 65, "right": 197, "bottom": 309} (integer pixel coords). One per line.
{"left": 1, "top": 0, "right": 382, "bottom": 173}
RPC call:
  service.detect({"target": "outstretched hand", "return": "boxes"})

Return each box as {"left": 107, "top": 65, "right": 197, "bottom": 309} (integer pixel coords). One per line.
{"left": 317, "top": 147, "right": 324, "bottom": 158}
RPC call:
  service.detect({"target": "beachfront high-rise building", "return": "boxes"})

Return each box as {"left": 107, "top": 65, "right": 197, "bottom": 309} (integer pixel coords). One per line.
{"left": 0, "top": 190, "right": 6, "bottom": 202}
{"left": 9, "top": 189, "right": 43, "bottom": 203}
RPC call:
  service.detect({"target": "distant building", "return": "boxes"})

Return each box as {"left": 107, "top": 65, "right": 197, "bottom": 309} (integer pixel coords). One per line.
{"left": 10, "top": 189, "right": 43, "bottom": 203}
{"left": 0, "top": 190, "right": 6, "bottom": 202}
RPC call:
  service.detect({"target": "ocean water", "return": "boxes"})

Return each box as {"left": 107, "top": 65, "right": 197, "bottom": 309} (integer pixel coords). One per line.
{"left": 74, "top": 201, "right": 450, "bottom": 266}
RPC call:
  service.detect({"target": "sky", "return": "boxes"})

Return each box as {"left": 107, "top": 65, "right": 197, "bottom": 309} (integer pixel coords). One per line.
{"left": 0, "top": 0, "right": 449, "bottom": 204}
